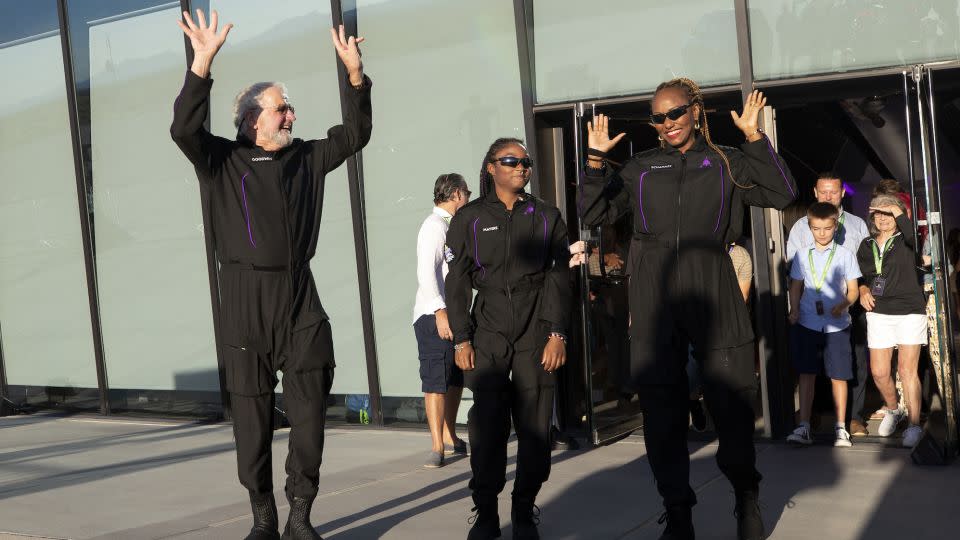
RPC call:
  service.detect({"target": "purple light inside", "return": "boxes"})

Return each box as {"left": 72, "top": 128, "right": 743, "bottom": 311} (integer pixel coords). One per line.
{"left": 843, "top": 182, "right": 856, "bottom": 195}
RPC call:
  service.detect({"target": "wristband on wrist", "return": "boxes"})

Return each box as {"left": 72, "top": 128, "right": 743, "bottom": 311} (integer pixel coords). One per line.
{"left": 454, "top": 341, "right": 471, "bottom": 352}
{"left": 746, "top": 127, "right": 764, "bottom": 139}
{"left": 547, "top": 332, "right": 567, "bottom": 343}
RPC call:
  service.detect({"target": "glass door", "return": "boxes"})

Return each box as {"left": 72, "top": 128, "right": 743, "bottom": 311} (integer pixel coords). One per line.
{"left": 904, "top": 65, "right": 959, "bottom": 462}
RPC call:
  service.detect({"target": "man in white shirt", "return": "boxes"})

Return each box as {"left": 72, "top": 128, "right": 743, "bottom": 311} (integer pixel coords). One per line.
{"left": 786, "top": 173, "right": 872, "bottom": 436}
{"left": 414, "top": 173, "right": 471, "bottom": 468}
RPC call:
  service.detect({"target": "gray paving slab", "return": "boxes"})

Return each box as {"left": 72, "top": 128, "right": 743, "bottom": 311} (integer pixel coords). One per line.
{"left": 1, "top": 413, "right": 958, "bottom": 539}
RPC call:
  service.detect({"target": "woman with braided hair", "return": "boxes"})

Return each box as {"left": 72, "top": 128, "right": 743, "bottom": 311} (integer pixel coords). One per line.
{"left": 445, "top": 138, "right": 572, "bottom": 539}
{"left": 580, "top": 78, "right": 797, "bottom": 540}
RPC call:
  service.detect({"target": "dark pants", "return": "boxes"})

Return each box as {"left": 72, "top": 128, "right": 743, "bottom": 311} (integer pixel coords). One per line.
{"left": 220, "top": 265, "right": 335, "bottom": 501}
{"left": 465, "top": 328, "right": 555, "bottom": 504}
{"left": 639, "top": 341, "right": 761, "bottom": 508}
{"left": 848, "top": 307, "right": 870, "bottom": 422}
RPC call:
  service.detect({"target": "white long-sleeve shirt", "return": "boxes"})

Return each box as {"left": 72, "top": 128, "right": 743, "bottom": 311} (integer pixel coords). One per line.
{"left": 413, "top": 206, "right": 453, "bottom": 323}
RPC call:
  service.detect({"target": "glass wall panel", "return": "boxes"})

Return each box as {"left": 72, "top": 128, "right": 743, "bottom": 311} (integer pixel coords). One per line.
{"left": 532, "top": 0, "right": 740, "bottom": 104}
{"left": 751, "top": 0, "right": 960, "bottom": 81}
{"left": 0, "top": 1, "right": 99, "bottom": 409}
{"left": 358, "top": 0, "right": 526, "bottom": 422}
{"left": 207, "top": 0, "right": 370, "bottom": 418}
{"left": 66, "top": 1, "right": 220, "bottom": 415}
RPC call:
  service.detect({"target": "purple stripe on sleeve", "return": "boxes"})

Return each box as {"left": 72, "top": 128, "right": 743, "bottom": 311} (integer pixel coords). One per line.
{"left": 637, "top": 171, "right": 650, "bottom": 232}
{"left": 241, "top": 173, "right": 256, "bottom": 248}
{"left": 540, "top": 212, "right": 548, "bottom": 257}
{"left": 714, "top": 162, "right": 725, "bottom": 234}
{"left": 472, "top": 217, "right": 486, "bottom": 278}
{"left": 765, "top": 137, "right": 796, "bottom": 198}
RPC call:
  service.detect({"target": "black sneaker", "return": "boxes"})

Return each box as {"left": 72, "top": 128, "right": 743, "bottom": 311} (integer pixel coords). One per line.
{"left": 281, "top": 496, "right": 322, "bottom": 540}
{"left": 511, "top": 499, "right": 540, "bottom": 539}
{"left": 689, "top": 400, "right": 707, "bottom": 432}
{"left": 246, "top": 493, "right": 280, "bottom": 540}
{"left": 734, "top": 490, "right": 765, "bottom": 540}
{"left": 657, "top": 505, "right": 695, "bottom": 540}
{"left": 467, "top": 502, "right": 501, "bottom": 540}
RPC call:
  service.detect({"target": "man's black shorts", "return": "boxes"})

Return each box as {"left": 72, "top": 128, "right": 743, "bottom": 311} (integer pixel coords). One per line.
{"left": 414, "top": 314, "right": 464, "bottom": 393}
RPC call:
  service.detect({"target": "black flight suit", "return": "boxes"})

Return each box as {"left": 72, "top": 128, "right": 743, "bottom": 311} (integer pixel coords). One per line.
{"left": 170, "top": 70, "right": 372, "bottom": 501}
{"left": 579, "top": 135, "right": 796, "bottom": 508}
{"left": 445, "top": 189, "right": 572, "bottom": 507}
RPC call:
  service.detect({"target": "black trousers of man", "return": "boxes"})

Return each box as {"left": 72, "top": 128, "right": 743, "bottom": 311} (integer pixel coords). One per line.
{"left": 848, "top": 306, "right": 870, "bottom": 423}
{"left": 638, "top": 340, "right": 761, "bottom": 507}
{"left": 466, "top": 327, "right": 555, "bottom": 506}
{"left": 220, "top": 264, "right": 335, "bottom": 502}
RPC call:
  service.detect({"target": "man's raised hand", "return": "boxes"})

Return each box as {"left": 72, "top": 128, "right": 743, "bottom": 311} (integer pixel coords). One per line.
{"left": 177, "top": 9, "right": 232, "bottom": 77}
{"left": 330, "top": 25, "right": 365, "bottom": 86}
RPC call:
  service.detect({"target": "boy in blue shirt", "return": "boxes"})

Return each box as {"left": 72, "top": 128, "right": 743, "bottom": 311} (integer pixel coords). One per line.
{"left": 787, "top": 202, "right": 862, "bottom": 447}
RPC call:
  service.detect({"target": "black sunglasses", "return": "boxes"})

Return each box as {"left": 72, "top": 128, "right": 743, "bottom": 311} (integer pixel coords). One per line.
{"left": 649, "top": 103, "right": 692, "bottom": 125}
{"left": 274, "top": 103, "right": 296, "bottom": 115}
{"left": 492, "top": 156, "right": 533, "bottom": 169}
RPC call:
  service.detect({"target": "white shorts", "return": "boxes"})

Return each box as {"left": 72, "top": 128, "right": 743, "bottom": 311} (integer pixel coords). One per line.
{"left": 866, "top": 312, "right": 928, "bottom": 349}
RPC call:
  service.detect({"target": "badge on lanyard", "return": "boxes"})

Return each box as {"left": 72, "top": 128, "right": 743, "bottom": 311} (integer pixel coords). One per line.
{"left": 808, "top": 245, "right": 836, "bottom": 316}
{"left": 870, "top": 236, "right": 896, "bottom": 297}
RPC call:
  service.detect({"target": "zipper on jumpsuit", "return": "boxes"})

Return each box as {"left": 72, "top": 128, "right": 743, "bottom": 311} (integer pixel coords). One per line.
{"left": 275, "top": 154, "right": 296, "bottom": 328}
{"left": 504, "top": 207, "right": 515, "bottom": 340}
{"left": 676, "top": 153, "right": 686, "bottom": 291}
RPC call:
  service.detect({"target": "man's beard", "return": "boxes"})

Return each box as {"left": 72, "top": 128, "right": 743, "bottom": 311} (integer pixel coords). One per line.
{"left": 269, "top": 129, "right": 293, "bottom": 149}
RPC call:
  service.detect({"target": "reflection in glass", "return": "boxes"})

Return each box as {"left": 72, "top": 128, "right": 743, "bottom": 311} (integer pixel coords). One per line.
{"left": 751, "top": 0, "right": 960, "bottom": 80}
{"left": 66, "top": 1, "right": 220, "bottom": 414}
{"left": 532, "top": 0, "right": 740, "bottom": 103}
{"left": 357, "top": 0, "right": 526, "bottom": 421}
{"left": 0, "top": 1, "right": 99, "bottom": 409}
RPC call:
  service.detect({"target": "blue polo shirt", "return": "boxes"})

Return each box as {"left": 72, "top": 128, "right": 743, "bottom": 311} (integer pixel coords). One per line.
{"left": 790, "top": 241, "right": 862, "bottom": 333}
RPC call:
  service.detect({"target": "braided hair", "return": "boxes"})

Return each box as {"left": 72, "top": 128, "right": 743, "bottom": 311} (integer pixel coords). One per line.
{"left": 479, "top": 137, "right": 525, "bottom": 198}
{"left": 653, "top": 77, "right": 755, "bottom": 189}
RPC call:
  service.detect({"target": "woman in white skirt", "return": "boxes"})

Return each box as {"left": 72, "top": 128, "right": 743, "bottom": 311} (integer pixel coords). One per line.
{"left": 857, "top": 194, "right": 928, "bottom": 448}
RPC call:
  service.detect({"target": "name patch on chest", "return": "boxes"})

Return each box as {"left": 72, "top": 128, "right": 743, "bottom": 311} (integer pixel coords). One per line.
{"left": 482, "top": 226, "right": 499, "bottom": 232}
{"left": 251, "top": 156, "right": 273, "bottom": 162}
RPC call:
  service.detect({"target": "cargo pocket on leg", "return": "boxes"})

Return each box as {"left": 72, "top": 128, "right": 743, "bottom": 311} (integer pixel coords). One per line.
{"left": 223, "top": 345, "right": 274, "bottom": 397}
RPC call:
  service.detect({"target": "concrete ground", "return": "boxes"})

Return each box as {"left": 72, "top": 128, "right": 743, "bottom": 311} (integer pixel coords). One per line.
{"left": 0, "top": 413, "right": 957, "bottom": 539}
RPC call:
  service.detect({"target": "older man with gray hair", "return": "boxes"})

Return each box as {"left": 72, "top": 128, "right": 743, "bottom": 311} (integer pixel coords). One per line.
{"left": 170, "top": 8, "right": 371, "bottom": 540}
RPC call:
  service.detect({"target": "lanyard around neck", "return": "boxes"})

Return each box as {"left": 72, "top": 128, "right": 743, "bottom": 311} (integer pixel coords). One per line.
{"left": 871, "top": 236, "right": 896, "bottom": 275}
{"left": 808, "top": 245, "right": 837, "bottom": 292}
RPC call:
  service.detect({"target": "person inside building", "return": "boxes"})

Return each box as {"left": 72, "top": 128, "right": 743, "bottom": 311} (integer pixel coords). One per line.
{"left": 413, "top": 173, "right": 471, "bottom": 468}
{"left": 445, "top": 138, "right": 572, "bottom": 540}
{"left": 580, "top": 80, "right": 797, "bottom": 540}
{"left": 785, "top": 202, "right": 861, "bottom": 448}
{"left": 785, "top": 173, "right": 871, "bottom": 436}
{"left": 858, "top": 195, "right": 928, "bottom": 449}
{"left": 170, "top": 9, "right": 372, "bottom": 539}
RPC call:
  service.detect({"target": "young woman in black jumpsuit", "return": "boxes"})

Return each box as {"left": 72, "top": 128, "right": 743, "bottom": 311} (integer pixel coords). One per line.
{"left": 445, "top": 138, "right": 572, "bottom": 540}
{"left": 580, "top": 79, "right": 797, "bottom": 540}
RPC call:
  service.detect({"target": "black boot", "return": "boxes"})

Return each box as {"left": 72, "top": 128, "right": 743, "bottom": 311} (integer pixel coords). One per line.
{"left": 467, "top": 499, "right": 501, "bottom": 540}
{"left": 281, "top": 496, "right": 323, "bottom": 540}
{"left": 734, "top": 489, "right": 765, "bottom": 540}
{"left": 245, "top": 493, "right": 280, "bottom": 540}
{"left": 510, "top": 498, "right": 540, "bottom": 539}
{"left": 657, "top": 505, "right": 695, "bottom": 540}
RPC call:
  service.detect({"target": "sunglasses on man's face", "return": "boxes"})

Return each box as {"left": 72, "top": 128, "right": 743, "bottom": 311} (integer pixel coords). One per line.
{"left": 273, "top": 103, "right": 296, "bottom": 115}
{"left": 493, "top": 156, "right": 533, "bottom": 169}
{"left": 649, "top": 103, "right": 692, "bottom": 125}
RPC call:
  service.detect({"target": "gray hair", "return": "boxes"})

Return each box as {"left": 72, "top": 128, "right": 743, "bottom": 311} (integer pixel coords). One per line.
{"left": 232, "top": 81, "right": 289, "bottom": 128}
{"left": 868, "top": 194, "right": 907, "bottom": 238}
{"left": 433, "top": 173, "right": 468, "bottom": 204}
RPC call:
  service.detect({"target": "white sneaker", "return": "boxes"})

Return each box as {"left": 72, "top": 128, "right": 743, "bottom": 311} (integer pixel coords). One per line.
{"left": 878, "top": 407, "right": 906, "bottom": 437}
{"left": 786, "top": 424, "right": 813, "bottom": 446}
{"left": 834, "top": 426, "right": 852, "bottom": 447}
{"left": 902, "top": 425, "right": 923, "bottom": 448}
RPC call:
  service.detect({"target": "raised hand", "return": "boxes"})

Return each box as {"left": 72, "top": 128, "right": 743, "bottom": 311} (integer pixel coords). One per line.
{"left": 587, "top": 114, "right": 626, "bottom": 154}
{"left": 869, "top": 204, "right": 904, "bottom": 218}
{"left": 177, "top": 9, "right": 232, "bottom": 78}
{"left": 330, "top": 25, "right": 365, "bottom": 86}
{"left": 731, "top": 90, "right": 767, "bottom": 141}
